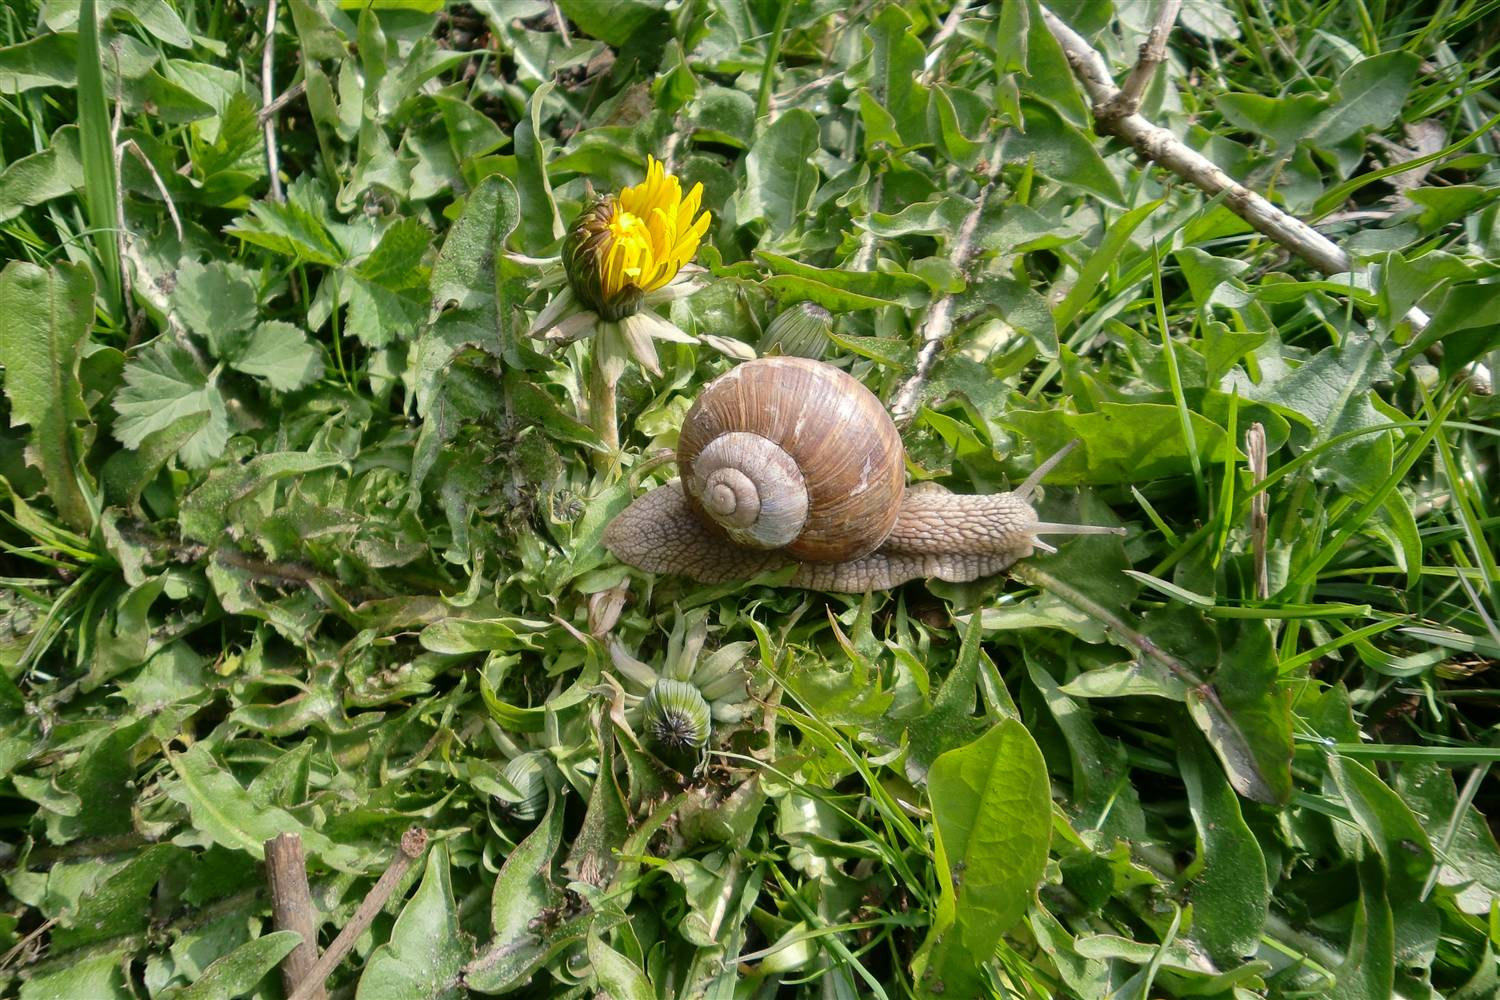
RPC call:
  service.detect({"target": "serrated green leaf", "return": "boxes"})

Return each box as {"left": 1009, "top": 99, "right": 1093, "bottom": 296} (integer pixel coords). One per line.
{"left": 229, "top": 322, "right": 324, "bottom": 391}
{"left": 112, "top": 339, "right": 229, "bottom": 468}
{"left": 164, "top": 744, "right": 364, "bottom": 872}
{"left": 172, "top": 260, "right": 259, "bottom": 347}
{"left": 0, "top": 260, "right": 97, "bottom": 531}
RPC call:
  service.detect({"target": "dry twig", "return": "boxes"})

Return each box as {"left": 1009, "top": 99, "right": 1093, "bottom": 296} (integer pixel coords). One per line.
{"left": 1106, "top": 0, "right": 1182, "bottom": 117}
{"left": 261, "top": 0, "right": 284, "bottom": 202}
{"left": 1039, "top": 6, "right": 1493, "bottom": 393}
{"left": 264, "top": 833, "right": 324, "bottom": 1000}
{"left": 258, "top": 79, "right": 307, "bottom": 125}
{"left": 888, "top": 177, "right": 995, "bottom": 424}
{"left": 286, "top": 828, "right": 428, "bottom": 1000}
{"left": 1247, "top": 423, "right": 1269, "bottom": 600}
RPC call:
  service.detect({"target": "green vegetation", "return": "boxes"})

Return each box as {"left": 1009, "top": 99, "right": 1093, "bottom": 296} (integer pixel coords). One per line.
{"left": 1, "top": 1, "right": 1498, "bottom": 997}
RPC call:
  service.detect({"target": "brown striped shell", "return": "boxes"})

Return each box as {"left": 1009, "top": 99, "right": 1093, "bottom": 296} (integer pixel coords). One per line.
{"left": 676, "top": 357, "right": 906, "bottom": 562}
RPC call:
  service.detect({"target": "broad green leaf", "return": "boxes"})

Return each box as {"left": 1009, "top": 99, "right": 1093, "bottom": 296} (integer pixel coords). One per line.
{"left": 357, "top": 844, "right": 466, "bottom": 1000}
{"left": 164, "top": 744, "right": 363, "bottom": 872}
{"left": 1000, "top": 99, "right": 1124, "bottom": 205}
{"left": 0, "top": 125, "right": 83, "bottom": 223}
{"left": 1178, "top": 727, "right": 1268, "bottom": 961}
{"left": 1217, "top": 92, "right": 1324, "bottom": 149}
{"left": 178, "top": 450, "right": 344, "bottom": 541}
{"left": 1328, "top": 854, "right": 1395, "bottom": 1000}
{"left": 919, "top": 720, "right": 1051, "bottom": 997}
{"left": 174, "top": 931, "right": 301, "bottom": 1000}
{"left": 1307, "top": 52, "right": 1421, "bottom": 148}
{"left": 756, "top": 250, "right": 929, "bottom": 309}
{"left": 1026, "top": 654, "right": 1145, "bottom": 842}
{"left": 1021, "top": 0, "right": 1089, "bottom": 125}
{"left": 737, "top": 109, "right": 820, "bottom": 235}
{"left": 229, "top": 322, "right": 324, "bottom": 391}
{"left": 1329, "top": 755, "right": 1439, "bottom": 964}
{"left": 513, "top": 79, "right": 563, "bottom": 252}
{"left": 430, "top": 174, "right": 520, "bottom": 311}
{"left": 100, "top": 409, "right": 209, "bottom": 508}
{"left": 467, "top": 800, "right": 565, "bottom": 992}
{"left": 112, "top": 339, "right": 229, "bottom": 467}
{"left": 587, "top": 928, "right": 653, "bottom": 999}
{"left": 556, "top": 0, "right": 662, "bottom": 47}
{"left": 928, "top": 85, "right": 985, "bottom": 168}
{"left": 0, "top": 260, "right": 96, "bottom": 531}
{"left": 1003, "top": 402, "right": 1233, "bottom": 485}
{"left": 1241, "top": 334, "right": 1393, "bottom": 493}
{"left": 959, "top": 275, "right": 1058, "bottom": 355}
{"left": 867, "top": 6, "right": 929, "bottom": 146}
{"left": 51, "top": 843, "right": 185, "bottom": 952}
{"left": 18, "top": 948, "right": 130, "bottom": 1000}
{"left": 1171, "top": 614, "right": 1292, "bottom": 805}
{"left": 1395, "top": 762, "right": 1500, "bottom": 915}
{"left": 0, "top": 32, "right": 82, "bottom": 91}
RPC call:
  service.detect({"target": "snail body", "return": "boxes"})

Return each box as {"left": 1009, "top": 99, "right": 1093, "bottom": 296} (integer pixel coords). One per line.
{"left": 603, "top": 358, "right": 1121, "bottom": 592}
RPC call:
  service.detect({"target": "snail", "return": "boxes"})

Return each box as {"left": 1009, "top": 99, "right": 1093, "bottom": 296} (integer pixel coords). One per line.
{"left": 603, "top": 357, "right": 1123, "bottom": 592}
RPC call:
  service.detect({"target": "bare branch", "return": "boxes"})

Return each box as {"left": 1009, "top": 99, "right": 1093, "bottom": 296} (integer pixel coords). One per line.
{"left": 258, "top": 79, "right": 307, "bottom": 124}
{"left": 888, "top": 177, "right": 994, "bottom": 424}
{"left": 120, "top": 140, "right": 183, "bottom": 242}
{"left": 1107, "top": 0, "right": 1182, "bottom": 118}
{"left": 1041, "top": 6, "right": 1493, "bottom": 393}
{"left": 264, "top": 834, "right": 323, "bottom": 1000}
{"left": 919, "top": 1, "right": 974, "bottom": 85}
{"left": 286, "top": 829, "right": 428, "bottom": 1000}
{"left": 1042, "top": 7, "right": 1355, "bottom": 277}
{"left": 261, "top": 0, "right": 284, "bottom": 202}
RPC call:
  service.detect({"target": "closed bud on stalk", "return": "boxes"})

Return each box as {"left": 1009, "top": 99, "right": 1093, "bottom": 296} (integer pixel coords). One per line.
{"left": 758, "top": 301, "right": 833, "bottom": 359}
{"left": 640, "top": 678, "right": 712, "bottom": 774}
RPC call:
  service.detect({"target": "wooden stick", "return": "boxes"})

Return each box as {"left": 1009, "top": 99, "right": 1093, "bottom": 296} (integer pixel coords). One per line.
{"left": 264, "top": 833, "right": 323, "bottom": 1000}
{"left": 261, "top": 0, "right": 284, "bottom": 202}
{"left": 287, "top": 829, "right": 428, "bottom": 1000}
{"left": 1039, "top": 6, "right": 1492, "bottom": 394}
{"left": 888, "top": 176, "right": 994, "bottom": 424}
{"left": 1106, "top": 0, "right": 1183, "bottom": 118}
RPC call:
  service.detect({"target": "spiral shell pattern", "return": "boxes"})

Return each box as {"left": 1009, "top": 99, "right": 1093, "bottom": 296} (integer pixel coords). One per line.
{"left": 677, "top": 357, "right": 906, "bottom": 561}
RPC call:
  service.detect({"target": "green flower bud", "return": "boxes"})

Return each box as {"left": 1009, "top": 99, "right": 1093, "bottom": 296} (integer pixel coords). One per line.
{"left": 640, "top": 679, "right": 712, "bottom": 774}
{"left": 500, "top": 751, "right": 551, "bottom": 822}
{"left": 758, "top": 301, "right": 833, "bottom": 359}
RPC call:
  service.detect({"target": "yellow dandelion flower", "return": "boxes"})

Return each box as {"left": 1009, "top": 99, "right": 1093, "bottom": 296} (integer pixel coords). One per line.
{"left": 564, "top": 156, "right": 711, "bottom": 321}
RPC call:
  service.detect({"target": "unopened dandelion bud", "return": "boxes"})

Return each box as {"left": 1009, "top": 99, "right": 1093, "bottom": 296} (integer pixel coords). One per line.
{"left": 758, "top": 301, "right": 833, "bottom": 359}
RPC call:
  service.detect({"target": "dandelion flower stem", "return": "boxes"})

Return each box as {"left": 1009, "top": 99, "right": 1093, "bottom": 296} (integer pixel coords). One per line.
{"left": 589, "top": 346, "right": 619, "bottom": 464}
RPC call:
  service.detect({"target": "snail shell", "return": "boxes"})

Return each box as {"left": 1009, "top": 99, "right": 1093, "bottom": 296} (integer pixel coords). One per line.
{"left": 677, "top": 357, "right": 905, "bottom": 561}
